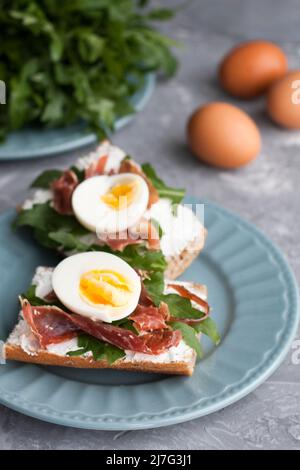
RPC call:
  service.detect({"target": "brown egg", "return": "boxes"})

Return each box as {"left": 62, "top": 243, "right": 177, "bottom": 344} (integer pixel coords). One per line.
{"left": 187, "top": 102, "right": 261, "bottom": 169}
{"left": 267, "top": 70, "right": 300, "bottom": 129}
{"left": 219, "top": 40, "right": 288, "bottom": 99}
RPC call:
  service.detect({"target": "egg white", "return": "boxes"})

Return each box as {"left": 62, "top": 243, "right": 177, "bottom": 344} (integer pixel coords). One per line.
{"left": 52, "top": 252, "right": 141, "bottom": 322}
{"left": 72, "top": 173, "right": 149, "bottom": 235}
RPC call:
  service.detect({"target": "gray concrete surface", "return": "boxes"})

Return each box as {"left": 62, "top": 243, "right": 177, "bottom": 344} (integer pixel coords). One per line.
{"left": 0, "top": 1, "right": 300, "bottom": 450}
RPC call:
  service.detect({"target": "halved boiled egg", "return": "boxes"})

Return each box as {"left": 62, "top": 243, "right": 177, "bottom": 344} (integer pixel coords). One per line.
{"left": 72, "top": 173, "right": 149, "bottom": 234}
{"left": 52, "top": 252, "right": 141, "bottom": 322}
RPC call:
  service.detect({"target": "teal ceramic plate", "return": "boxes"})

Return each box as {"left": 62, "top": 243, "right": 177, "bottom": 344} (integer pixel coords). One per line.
{"left": 0, "top": 73, "right": 155, "bottom": 161}
{"left": 0, "top": 197, "right": 298, "bottom": 430}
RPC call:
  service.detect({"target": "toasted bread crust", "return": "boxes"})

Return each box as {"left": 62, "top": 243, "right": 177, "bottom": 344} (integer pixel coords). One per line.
{"left": 5, "top": 344, "right": 195, "bottom": 376}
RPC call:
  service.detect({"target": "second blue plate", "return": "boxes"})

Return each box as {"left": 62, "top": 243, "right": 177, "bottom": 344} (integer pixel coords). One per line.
{"left": 0, "top": 73, "right": 155, "bottom": 161}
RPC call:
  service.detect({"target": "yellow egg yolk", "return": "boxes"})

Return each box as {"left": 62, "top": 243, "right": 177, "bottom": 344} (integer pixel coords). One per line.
{"left": 101, "top": 181, "right": 138, "bottom": 210}
{"left": 79, "top": 269, "right": 133, "bottom": 308}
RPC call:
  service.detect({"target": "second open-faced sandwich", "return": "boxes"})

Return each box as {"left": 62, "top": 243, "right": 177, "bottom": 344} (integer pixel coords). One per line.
{"left": 14, "top": 141, "right": 206, "bottom": 279}
{"left": 5, "top": 252, "right": 219, "bottom": 376}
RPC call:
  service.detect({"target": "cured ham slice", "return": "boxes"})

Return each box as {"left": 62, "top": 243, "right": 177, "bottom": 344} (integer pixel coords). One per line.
{"left": 98, "top": 219, "right": 160, "bottom": 252}
{"left": 21, "top": 299, "right": 79, "bottom": 348}
{"left": 98, "top": 230, "right": 143, "bottom": 252}
{"left": 69, "top": 314, "right": 181, "bottom": 355}
{"left": 142, "top": 329, "right": 181, "bottom": 353}
{"left": 51, "top": 170, "right": 78, "bottom": 215}
{"left": 21, "top": 299, "right": 181, "bottom": 355}
{"left": 139, "top": 282, "right": 154, "bottom": 307}
{"left": 130, "top": 302, "right": 170, "bottom": 332}
{"left": 85, "top": 155, "right": 108, "bottom": 178}
{"left": 119, "top": 159, "right": 159, "bottom": 208}
{"left": 43, "top": 290, "right": 58, "bottom": 302}
{"left": 168, "top": 284, "right": 209, "bottom": 314}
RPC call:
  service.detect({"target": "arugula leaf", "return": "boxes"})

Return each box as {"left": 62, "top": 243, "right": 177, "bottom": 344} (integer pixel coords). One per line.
{"left": 170, "top": 321, "right": 203, "bottom": 358}
{"left": 144, "top": 271, "right": 220, "bottom": 350}
{"left": 143, "top": 271, "right": 165, "bottom": 296}
{"left": 144, "top": 271, "right": 206, "bottom": 318}
{"left": 68, "top": 334, "right": 125, "bottom": 364}
{"left": 67, "top": 348, "right": 87, "bottom": 357}
{"left": 14, "top": 202, "right": 94, "bottom": 254}
{"left": 161, "top": 293, "right": 206, "bottom": 319}
{"left": 14, "top": 203, "right": 167, "bottom": 272}
{"left": 34, "top": 227, "right": 64, "bottom": 250}
{"left": 21, "top": 285, "right": 48, "bottom": 306}
{"left": 192, "top": 317, "right": 221, "bottom": 345}
{"left": 31, "top": 170, "right": 63, "bottom": 188}
{"left": 49, "top": 231, "right": 89, "bottom": 252}
{"left": 22, "top": 284, "right": 67, "bottom": 311}
{"left": 15, "top": 203, "right": 79, "bottom": 231}
{"left": 112, "top": 318, "right": 137, "bottom": 333}
{"left": 70, "top": 166, "right": 85, "bottom": 183}
{"left": 93, "top": 244, "right": 167, "bottom": 273}
{"left": 141, "top": 163, "right": 185, "bottom": 204}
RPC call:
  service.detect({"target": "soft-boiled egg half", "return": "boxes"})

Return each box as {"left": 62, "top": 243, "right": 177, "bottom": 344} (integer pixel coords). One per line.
{"left": 52, "top": 252, "right": 141, "bottom": 322}
{"left": 72, "top": 173, "right": 149, "bottom": 234}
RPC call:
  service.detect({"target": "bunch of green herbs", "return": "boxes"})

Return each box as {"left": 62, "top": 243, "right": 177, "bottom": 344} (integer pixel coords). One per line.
{"left": 0, "top": 0, "right": 177, "bottom": 141}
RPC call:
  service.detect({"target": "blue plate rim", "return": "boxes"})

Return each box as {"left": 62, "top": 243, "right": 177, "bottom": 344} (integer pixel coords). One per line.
{"left": 0, "top": 197, "right": 298, "bottom": 430}
{"left": 0, "top": 73, "right": 155, "bottom": 161}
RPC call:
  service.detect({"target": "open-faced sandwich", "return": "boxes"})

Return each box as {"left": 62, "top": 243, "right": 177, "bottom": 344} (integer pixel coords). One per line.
{"left": 5, "top": 252, "right": 219, "bottom": 376}
{"left": 14, "top": 141, "right": 206, "bottom": 279}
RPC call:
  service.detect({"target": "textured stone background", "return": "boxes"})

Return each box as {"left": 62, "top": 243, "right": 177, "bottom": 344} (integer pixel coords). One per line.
{"left": 0, "top": 0, "right": 300, "bottom": 450}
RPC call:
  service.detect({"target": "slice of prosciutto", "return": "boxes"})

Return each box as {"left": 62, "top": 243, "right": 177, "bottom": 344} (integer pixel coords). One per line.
{"left": 168, "top": 284, "right": 209, "bottom": 315}
{"left": 97, "top": 230, "right": 143, "bottom": 252}
{"left": 21, "top": 299, "right": 181, "bottom": 355}
{"left": 139, "top": 282, "right": 154, "bottom": 307}
{"left": 21, "top": 299, "right": 79, "bottom": 348}
{"left": 119, "top": 159, "right": 159, "bottom": 208}
{"left": 97, "top": 219, "right": 160, "bottom": 252}
{"left": 85, "top": 155, "right": 108, "bottom": 179}
{"left": 51, "top": 170, "right": 78, "bottom": 215}
{"left": 130, "top": 302, "right": 170, "bottom": 332}
{"left": 69, "top": 313, "right": 181, "bottom": 355}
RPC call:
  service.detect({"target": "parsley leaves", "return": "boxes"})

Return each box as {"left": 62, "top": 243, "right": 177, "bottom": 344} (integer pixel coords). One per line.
{"left": 0, "top": 0, "right": 177, "bottom": 142}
